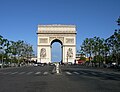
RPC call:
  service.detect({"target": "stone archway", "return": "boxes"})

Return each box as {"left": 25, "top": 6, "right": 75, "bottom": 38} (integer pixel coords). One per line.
{"left": 37, "top": 24, "right": 76, "bottom": 64}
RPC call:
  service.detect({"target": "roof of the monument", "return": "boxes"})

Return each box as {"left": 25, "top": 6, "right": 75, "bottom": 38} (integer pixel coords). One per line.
{"left": 37, "top": 24, "right": 77, "bottom": 34}
{"left": 38, "top": 24, "right": 76, "bottom": 27}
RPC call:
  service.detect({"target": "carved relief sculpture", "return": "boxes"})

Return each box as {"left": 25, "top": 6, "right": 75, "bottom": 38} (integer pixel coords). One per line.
{"left": 40, "top": 48, "right": 46, "bottom": 58}
{"left": 66, "top": 38, "right": 74, "bottom": 43}
{"left": 39, "top": 38, "right": 48, "bottom": 43}
{"left": 67, "top": 48, "right": 73, "bottom": 57}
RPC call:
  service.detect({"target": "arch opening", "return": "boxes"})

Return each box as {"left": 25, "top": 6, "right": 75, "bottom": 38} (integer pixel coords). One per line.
{"left": 51, "top": 39, "right": 63, "bottom": 63}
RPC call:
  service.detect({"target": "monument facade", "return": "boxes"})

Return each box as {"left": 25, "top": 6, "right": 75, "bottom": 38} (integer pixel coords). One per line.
{"left": 37, "top": 24, "right": 76, "bottom": 64}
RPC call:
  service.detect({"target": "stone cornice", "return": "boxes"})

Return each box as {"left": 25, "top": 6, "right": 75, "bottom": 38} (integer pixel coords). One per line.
{"left": 37, "top": 24, "right": 77, "bottom": 34}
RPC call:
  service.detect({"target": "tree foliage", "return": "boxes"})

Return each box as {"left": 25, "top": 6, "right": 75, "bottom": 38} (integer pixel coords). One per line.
{"left": 0, "top": 36, "right": 34, "bottom": 64}
{"left": 80, "top": 17, "right": 120, "bottom": 66}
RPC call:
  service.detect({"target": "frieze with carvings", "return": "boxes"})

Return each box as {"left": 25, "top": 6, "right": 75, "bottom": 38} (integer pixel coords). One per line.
{"left": 39, "top": 38, "right": 48, "bottom": 43}
{"left": 38, "top": 31, "right": 76, "bottom": 33}
{"left": 66, "top": 38, "right": 74, "bottom": 44}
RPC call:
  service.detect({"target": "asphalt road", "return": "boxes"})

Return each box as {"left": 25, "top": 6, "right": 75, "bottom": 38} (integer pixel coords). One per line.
{"left": 0, "top": 65, "right": 120, "bottom": 92}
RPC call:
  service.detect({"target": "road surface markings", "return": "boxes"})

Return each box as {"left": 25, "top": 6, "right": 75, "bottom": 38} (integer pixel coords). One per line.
{"left": 19, "top": 72, "right": 25, "bottom": 75}
{"left": 0, "top": 72, "right": 8, "bottom": 74}
{"left": 43, "top": 72, "right": 48, "bottom": 75}
{"left": 0, "top": 72, "right": 4, "bottom": 74}
{"left": 66, "top": 71, "right": 72, "bottom": 75}
{"left": 35, "top": 72, "right": 41, "bottom": 75}
{"left": 80, "top": 72, "right": 87, "bottom": 74}
{"left": 0, "top": 71, "right": 53, "bottom": 75}
{"left": 11, "top": 72, "right": 18, "bottom": 75}
{"left": 73, "top": 72, "right": 79, "bottom": 75}
{"left": 27, "top": 72, "right": 33, "bottom": 75}
{"left": 91, "top": 72, "right": 97, "bottom": 75}
{"left": 3, "top": 72, "right": 11, "bottom": 74}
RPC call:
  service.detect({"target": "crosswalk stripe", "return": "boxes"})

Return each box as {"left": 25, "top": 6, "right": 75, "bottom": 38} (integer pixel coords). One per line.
{"left": 0, "top": 72, "right": 3, "bottom": 74}
{"left": 11, "top": 72, "right": 18, "bottom": 75}
{"left": 0, "top": 72, "right": 9, "bottom": 74}
{"left": 43, "top": 72, "right": 48, "bottom": 75}
{"left": 19, "top": 72, "right": 25, "bottom": 75}
{"left": 66, "top": 72, "right": 72, "bottom": 75}
{"left": 4, "top": 72, "right": 11, "bottom": 74}
{"left": 80, "top": 72, "right": 87, "bottom": 74}
{"left": 91, "top": 72, "right": 97, "bottom": 75}
{"left": 27, "top": 72, "right": 33, "bottom": 75}
{"left": 73, "top": 72, "right": 79, "bottom": 75}
{"left": 35, "top": 72, "right": 41, "bottom": 75}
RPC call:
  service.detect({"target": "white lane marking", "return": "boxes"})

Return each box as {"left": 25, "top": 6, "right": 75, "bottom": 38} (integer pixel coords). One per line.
{"left": 0, "top": 72, "right": 9, "bottom": 74}
{"left": 91, "top": 72, "right": 97, "bottom": 75}
{"left": 66, "top": 72, "right": 72, "bottom": 75}
{"left": 73, "top": 72, "right": 79, "bottom": 75}
{"left": 0, "top": 72, "right": 6, "bottom": 74}
{"left": 35, "top": 72, "right": 41, "bottom": 75}
{"left": 3, "top": 72, "right": 11, "bottom": 74}
{"left": 19, "top": 72, "right": 25, "bottom": 75}
{"left": 27, "top": 72, "right": 33, "bottom": 75}
{"left": 80, "top": 72, "right": 87, "bottom": 74}
{"left": 43, "top": 72, "right": 48, "bottom": 75}
{"left": 11, "top": 72, "right": 18, "bottom": 75}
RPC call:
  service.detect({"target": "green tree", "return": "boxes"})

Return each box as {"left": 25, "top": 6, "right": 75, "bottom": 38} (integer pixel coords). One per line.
{"left": 117, "top": 16, "right": 120, "bottom": 25}
{"left": 81, "top": 38, "right": 94, "bottom": 66}
{"left": 0, "top": 36, "right": 10, "bottom": 67}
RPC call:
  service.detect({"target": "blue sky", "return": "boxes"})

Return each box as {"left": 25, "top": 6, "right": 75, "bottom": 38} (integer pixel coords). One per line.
{"left": 0, "top": 0, "right": 120, "bottom": 61}
{"left": 51, "top": 42, "right": 61, "bottom": 62}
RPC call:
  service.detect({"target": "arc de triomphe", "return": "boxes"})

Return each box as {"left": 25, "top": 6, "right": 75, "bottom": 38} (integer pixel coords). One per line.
{"left": 37, "top": 24, "right": 76, "bottom": 64}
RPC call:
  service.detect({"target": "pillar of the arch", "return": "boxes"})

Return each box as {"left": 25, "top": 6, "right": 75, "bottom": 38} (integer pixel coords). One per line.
{"left": 60, "top": 45, "right": 63, "bottom": 63}
{"left": 62, "top": 46, "right": 65, "bottom": 63}
{"left": 62, "top": 46, "right": 76, "bottom": 64}
{"left": 37, "top": 46, "right": 51, "bottom": 64}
